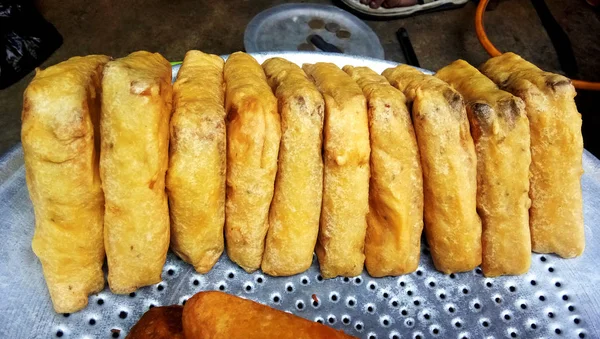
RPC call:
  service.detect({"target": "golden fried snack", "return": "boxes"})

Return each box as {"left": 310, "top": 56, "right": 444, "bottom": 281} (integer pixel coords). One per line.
{"left": 101, "top": 51, "right": 172, "bottom": 293}
{"left": 167, "top": 51, "right": 226, "bottom": 273}
{"left": 303, "top": 62, "right": 370, "bottom": 279}
{"left": 22, "top": 55, "right": 109, "bottom": 313}
{"left": 224, "top": 52, "right": 281, "bottom": 272}
{"left": 260, "top": 58, "right": 324, "bottom": 276}
{"left": 383, "top": 65, "right": 481, "bottom": 274}
{"left": 343, "top": 65, "right": 423, "bottom": 277}
{"left": 182, "top": 291, "right": 356, "bottom": 339}
{"left": 126, "top": 306, "right": 184, "bottom": 339}
{"left": 480, "top": 52, "right": 584, "bottom": 258}
{"left": 437, "top": 60, "right": 531, "bottom": 277}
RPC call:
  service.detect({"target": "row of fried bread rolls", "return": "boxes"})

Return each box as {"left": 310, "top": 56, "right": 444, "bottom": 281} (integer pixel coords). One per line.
{"left": 22, "top": 51, "right": 584, "bottom": 313}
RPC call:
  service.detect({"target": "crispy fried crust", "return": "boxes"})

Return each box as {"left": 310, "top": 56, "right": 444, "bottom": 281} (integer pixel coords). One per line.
{"left": 261, "top": 58, "right": 324, "bottom": 276}
{"left": 437, "top": 60, "right": 531, "bottom": 277}
{"left": 22, "top": 55, "right": 109, "bottom": 313}
{"left": 224, "top": 52, "right": 281, "bottom": 272}
{"left": 383, "top": 65, "right": 481, "bottom": 274}
{"left": 167, "top": 51, "right": 226, "bottom": 273}
{"left": 302, "top": 62, "right": 370, "bottom": 279}
{"left": 344, "top": 65, "right": 423, "bottom": 277}
{"left": 480, "top": 52, "right": 584, "bottom": 258}
{"left": 101, "top": 51, "right": 173, "bottom": 293}
{"left": 182, "top": 291, "right": 356, "bottom": 339}
{"left": 126, "top": 306, "right": 184, "bottom": 339}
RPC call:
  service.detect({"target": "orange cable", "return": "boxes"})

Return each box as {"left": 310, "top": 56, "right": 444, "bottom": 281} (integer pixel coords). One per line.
{"left": 475, "top": 0, "right": 600, "bottom": 91}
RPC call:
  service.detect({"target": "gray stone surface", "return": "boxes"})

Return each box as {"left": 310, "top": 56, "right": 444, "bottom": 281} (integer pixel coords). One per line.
{"left": 1, "top": 0, "right": 598, "bottom": 155}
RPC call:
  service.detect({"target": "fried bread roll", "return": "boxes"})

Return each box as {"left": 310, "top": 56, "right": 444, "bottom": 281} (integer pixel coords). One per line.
{"left": 303, "top": 62, "right": 370, "bottom": 279}
{"left": 167, "top": 51, "right": 226, "bottom": 273}
{"left": 22, "top": 55, "right": 109, "bottom": 313}
{"left": 383, "top": 65, "right": 481, "bottom": 274}
{"left": 437, "top": 60, "right": 531, "bottom": 277}
{"left": 261, "top": 58, "right": 324, "bottom": 276}
{"left": 182, "top": 291, "right": 356, "bottom": 339}
{"left": 101, "top": 51, "right": 172, "bottom": 293}
{"left": 126, "top": 306, "right": 184, "bottom": 339}
{"left": 480, "top": 52, "right": 584, "bottom": 258}
{"left": 343, "top": 65, "right": 423, "bottom": 277}
{"left": 224, "top": 52, "right": 281, "bottom": 272}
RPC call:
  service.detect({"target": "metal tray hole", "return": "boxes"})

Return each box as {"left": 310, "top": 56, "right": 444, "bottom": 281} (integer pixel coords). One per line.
{"left": 315, "top": 316, "right": 324, "bottom": 324}
{"left": 342, "top": 315, "right": 351, "bottom": 325}
{"left": 509, "top": 330, "right": 518, "bottom": 338}
{"left": 472, "top": 300, "right": 481, "bottom": 310}
{"left": 530, "top": 322, "right": 538, "bottom": 330}
{"left": 227, "top": 271, "right": 235, "bottom": 279}
{"left": 508, "top": 285, "right": 517, "bottom": 293}
{"left": 422, "top": 311, "right": 431, "bottom": 320}
{"left": 404, "top": 318, "right": 414, "bottom": 328}
{"left": 354, "top": 321, "right": 364, "bottom": 332}
{"left": 390, "top": 331, "right": 401, "bottom": 339}
{"left": 129, "top": 292, "right": 136, "bottom": 297}
{"left": 97, "top": 298, "right": 104, "bottom": 306}
{"left": 475, "top": 268, "right": 482, "bottom": 275}
{"left": 55, "top": 330, "right": 63, "bottom": 337}
{"left": 548, "top": 266, "right": 555, "bottom": 273}
{"left": 271, "top": 293, "right": 281, "bottom": 304}
{"left": 368, "top": 332, "right": 377, "bottom": 339}
{"left": 530, "top": 279, "right": 537, "bottom": 286}
{"left": 562, "top": 294, "right": 569, "bottom": 301}
{"left": 398, "top": 279, "right": 406, "bottom": 287}
{"left": 579, "top": 332, "right": 586, "bottom": 338}
{"left": 416, "top": 269, "right": 423, "bottom": 277}
{"left": 401, "top": 308, "right": 408, "bottom": 316}
{"left": 148, "top": 303, "right": 156, "bottom": 309}
{"left": 244, "top": 282, "right": 254, "bottom": 293}
{"left": 255, "top": 275, "right": 264, "bottom": 284}
{"left": 300, "top": 276, "right": 309, "bottom": 285}
{"left": 540, "top": 256, "right": 547, "bottom": 262}
{"left": 502, "top": 312, "right": 512, "bottom": 321}
{"left": 157, "top": 284, "right": 165, "bottom": 292}
{"left": 380, "top": 315, "right": 391, "bottom": 327}
{"left": 494, "top": 296, "right": 503, "bottom": 304}
{"left": 454, "top": 319, "right": 462, "bottom": 328}
{"left": 413, "top": 332, "right": 423, "bottom": 339}
{"left": 427, "top": 280, "right": 436, "bottom": 288}
{"left": 568, "top": 305, "right": 576, "bottom": 312}
{"left": 520, "top": 302, "right": 528, "bottom": 310}
{"left": 316, "top": 274, "right": 323, "bottom": 282}
{"left": 548, "top": 311, "right": 555, "bottom": 318}
{"left": 111, "top": 329, "right": 121, "bottom": 338}
{"left": 449, "top": 273, "right": 456, "bottom": 279}
{"left": 330, "top": 292, "right": 339, "bottom": 302}
{"left": 368, "top": 281, "right": 377, "bottom": 291}
{"left": 459, "top": 333, "right": 469, "bottom": 339}
{"left": 346, "top": 297, "right": 356, "bottom": 308}
{"left": 486, "top": 281, "right": 493, "bottom": 288}
{"left": 539, "top": 294, "right": 546, "bottom": 302}
{"left": 118, "top": 311, "right": 128, "bottom": 319}
{"left": 295, "top": 300, "right": 305, "bottom": 310}
{"left": 390, "top": 299, "right": 399, "bottom": 308}
{"left": 62, "top": 313, "right": 70, "bottom": 318}
{"left": 366, "top": 303, "right": 376, "bottom": 313}
{"left": 382, "top": 290, "right": 389, "bottom": 298}
{"left": 447, "top": 305, "right": 456, "bottom": 313}
{"left": 327, "top": 314, "right": 336, "bottom": 324}
{"left": 342, "top": 277, "right": 350, "bottom": 283}
{"left": 285, "top": 283, "right": 294, "bottom": 293}
{"left": 413, "top": 299, "right": 421, "bottom": 306}
{"left": 555, "top": 281, "right": 562, "bottom": 288}
{"left": 574, "top": 317, "right": 581, "bottom": 324}
{"left": 166, "top": 268, "right": 175, "bottom": 276}
{"left": 217, "top": 281, "right": 227, "bottom": 291}
{"left": 554, "top": 327, "right": 562, "bottom": 335}
{"left": 407, "top": 289, "right": 413, "bottom": 296}
{"left": 480, "top": 318, "right": 490, "bottom": 328}
{"left": 89, "top": 318, "right": 96, "bottom": 326}
{"left": 462, "top": 287, "right": 470, "bottom": 295}
{"left": 438, "top": 291, "right": 446, "bottom": 300}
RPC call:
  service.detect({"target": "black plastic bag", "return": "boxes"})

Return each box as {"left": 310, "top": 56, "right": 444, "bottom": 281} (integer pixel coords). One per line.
{"left": 0, "top": 1, "right": 62, "bottom": 89}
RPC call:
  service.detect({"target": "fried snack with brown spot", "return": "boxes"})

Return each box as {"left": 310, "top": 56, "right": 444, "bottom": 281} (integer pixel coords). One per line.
{"left": 126, "top": 306, "right": 184, "bottom": 339}
{"left": 22, "top": 55, "right": 109, "bottom": 313}
{"left": 437, "top": 59, "right": 531, "bottom": 277}
{"left": 383, "top": 65, "right": 482, "bottom": 274}
{"left": 480, "top": 52, "right": 584, "bottom": 258}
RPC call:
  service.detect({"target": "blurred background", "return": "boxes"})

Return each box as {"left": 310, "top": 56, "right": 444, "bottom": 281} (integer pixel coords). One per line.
{"left": 1, "top": 0, "right": 598, "bottom": 156}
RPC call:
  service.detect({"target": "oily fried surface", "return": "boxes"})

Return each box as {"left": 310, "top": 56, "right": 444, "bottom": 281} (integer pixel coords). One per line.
{"left": 344, "top": 65, "right": 423, "bottom": 277}
{"left": 22, "top": 55, "right": 109, "bottom": 313}
{"left": 101, "top": 51, "right": 172, "bottom": 293}
{"left": 437, "top": 59, "right": 531, "bottom": 277}
{"left": 126, "top": 306, "right": 184, "bottom": 339}
{"left": 303, "top": 62, "right": 370, "bottom": 279}
{"left": 167, "top": 50, "right": 226, "bottom": 273}
{"left": 224, "top": 52, "right": 281, "bottom": 272}
{"left": 480, "top": 52, "right": 584, "bottom": 258}
{"left": 383, "top": 65, "right": 482, "bottom": 274}
{"left": 260, "top": 57, "right": 324, "bottom": 276}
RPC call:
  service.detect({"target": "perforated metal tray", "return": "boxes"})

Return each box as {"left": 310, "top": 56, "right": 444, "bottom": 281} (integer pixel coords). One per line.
{"left": 1, "top": 52, "right": 599, "bottom": 339}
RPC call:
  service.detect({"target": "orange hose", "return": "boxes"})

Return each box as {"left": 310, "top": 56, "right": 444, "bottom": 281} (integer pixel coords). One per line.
{"left": 475, "top": 0, "right": 600, "bottom": 91}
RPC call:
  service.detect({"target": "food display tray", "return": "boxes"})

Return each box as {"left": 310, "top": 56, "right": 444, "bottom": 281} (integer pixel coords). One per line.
{"left": 1, "top": 52, "right": 599, "bottom": 339}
